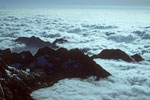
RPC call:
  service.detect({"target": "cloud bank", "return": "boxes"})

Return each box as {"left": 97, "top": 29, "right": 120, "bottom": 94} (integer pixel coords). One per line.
{"left": 0, "top": 8, "right": 150, "bottom": 100}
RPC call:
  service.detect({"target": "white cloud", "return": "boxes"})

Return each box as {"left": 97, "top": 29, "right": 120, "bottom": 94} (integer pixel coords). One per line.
{"left": 0, "top": 8, "right": 150, "bottom": 100}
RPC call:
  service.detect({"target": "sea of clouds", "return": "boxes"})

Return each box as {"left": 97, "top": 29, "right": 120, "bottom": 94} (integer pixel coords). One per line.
{"left": 0, "top": 8, "right": 150, "bottom": 100}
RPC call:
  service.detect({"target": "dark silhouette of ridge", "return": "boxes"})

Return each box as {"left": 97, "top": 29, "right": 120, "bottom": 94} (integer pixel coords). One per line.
{"left": 92, "top": 49, "right": 144, "bottom": 62}
{"left": 0, "top": 47, "right": 111, "bottom": 100}
{"left": 131, "top": 54, "right": 144, "bottom": 62}
{"left": 15, "top": 36, "right": 58, "bottom": 49}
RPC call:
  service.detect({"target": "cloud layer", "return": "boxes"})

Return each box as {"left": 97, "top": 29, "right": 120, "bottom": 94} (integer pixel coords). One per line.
{"left": 0, "top": 8, "right": 150, "bottom": 100}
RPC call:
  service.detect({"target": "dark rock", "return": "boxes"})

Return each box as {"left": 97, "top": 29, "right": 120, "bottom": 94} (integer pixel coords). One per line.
{"left": 0, "top": 50, "right": 34, "bottom": 69}
{"left": 131, "top": 54, "right": 144, "bottom": 62}
{"left": 92, "top": 49, "right": 133, "bottom": 62}
{"left": 11, "top": 51, "right": 34, "bottom": 69}
{"left": 0, "top": 82, "right": 5, "bottom": 100}
{"left": 30, "top": 47, "right": 111, "bottom": 80}
{"left": 0, "top": 49, "right": 16, "bottom": 65}
{"left": 0, "top": 49, "right": 11, "bottom": 55}
{"left": 15, "top": 36, "right": 57, "bottom": 49}
{"left": 52, "top": 38, "right": 68, "bottom": 45}
{"left": 0, "top": 47, "right": 111, "bottom": 100}
{"left": 0, "top": 59, "right": 34, "bottom": 100}
{"left": 0, "top": 47, "right": 111, "bottom": 80}
{"left": 34, "top": 46, "right": 56, "bottom": 58}
{"left": 79, "top": 48, "right": 90, "bottom": 53}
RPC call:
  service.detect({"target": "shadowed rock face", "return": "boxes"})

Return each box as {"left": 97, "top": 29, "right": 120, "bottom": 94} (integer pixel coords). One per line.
{"left": 0, "top": 49, "right": 17, "bottom": 65}
{"left": 0, "top": 58, "right": 59, "bottom": 100}
{"left": 15, "top": 36, "right": 58, "bottom": 49}
{"left": 92, "top": 49, "right": 133, "bottom": 62}
{"left": 92, "top": 49, "right": 144, "bottom": 62}
{"left": 0, "top": 47, "right": 111, "bottom": 80}
{"left": 0, "top": 59, "right": 34, "bottom": 100}
{"left": 0, "top": 47, "right": 111, "bottom": 100}
{"left": 0, "top": 49, "right": 34, "bottom": 69}
{"left": 31, "top": 47, "right": 111, "bottom": 80}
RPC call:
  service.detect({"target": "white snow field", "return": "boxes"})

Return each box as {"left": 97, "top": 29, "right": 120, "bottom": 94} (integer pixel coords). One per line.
{"left": 0, "top": 7, "right": 150, "bottom": 100}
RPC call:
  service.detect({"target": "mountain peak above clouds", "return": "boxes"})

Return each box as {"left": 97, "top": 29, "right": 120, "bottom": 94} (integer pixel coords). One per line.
{"left": 0, "top": 46, "right": 111, "bottom": 100}
{"left": 92, "top": 49, "right": 144, "bottom": 62}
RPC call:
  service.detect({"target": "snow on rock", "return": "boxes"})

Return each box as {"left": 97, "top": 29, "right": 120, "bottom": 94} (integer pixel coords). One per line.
{"left": 0, "top": 46, "right": 111, "bottom": 100}
{"left": 0, "top": 59, "right": 34, "bottom": 100}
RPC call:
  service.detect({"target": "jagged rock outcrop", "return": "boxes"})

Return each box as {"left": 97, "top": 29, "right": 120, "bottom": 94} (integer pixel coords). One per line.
{"left": 0, "top": 58, "right": 59, "bottom": 100}
{"left": 0, "top": 49, "right": 34, "bottom": 69}
{"left": 0, "top": 47, "right": 111, "bottom": 100}
{"left": 131, "top": 54, "right": 144, "bottom": 62}
{"left": 0, "top": 59, "right": 33, "bottom": 100}
{"left": 15, "top": 36, "right": 57, "bottom": 49}
{"left": 0, "top": 47, "right": 111, "bottom": 80}
{"left": 30, "top": 47, "right": 111, "bottom": 80}
{"left": 92, "top": 49, "right": 144, "bottom": 62}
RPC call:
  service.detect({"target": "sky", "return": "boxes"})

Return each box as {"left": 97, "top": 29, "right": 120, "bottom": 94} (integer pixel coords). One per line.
{"left": 0, "top": 0, "right": 150, "bottom": 8}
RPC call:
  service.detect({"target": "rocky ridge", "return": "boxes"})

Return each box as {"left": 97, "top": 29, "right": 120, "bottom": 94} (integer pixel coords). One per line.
{"left": 92, "top": 49, "right": 144, "bottom": 62}
{"left": 0, "top": 47, "right": 111, "bottom": 100}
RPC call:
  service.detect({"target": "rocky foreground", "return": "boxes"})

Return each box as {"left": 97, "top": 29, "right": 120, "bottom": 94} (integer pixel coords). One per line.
{"left": 0, "top": 47, "right": 111, "bottom": 100}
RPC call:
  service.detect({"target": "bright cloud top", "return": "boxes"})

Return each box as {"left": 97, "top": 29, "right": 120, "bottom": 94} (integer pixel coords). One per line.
{"left": 0, "top": 8, "right": 150, "bottom": 100}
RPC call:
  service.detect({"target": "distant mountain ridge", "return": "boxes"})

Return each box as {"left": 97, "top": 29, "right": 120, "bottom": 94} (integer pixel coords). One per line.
{"left": 14, "top": 36, "right": 68, "bottom": 54}
{"left": 92, "top": 49, "right": 144, "bottom": 62}
{"left": 15, "top": 36, "right": 68, "bottom": 49}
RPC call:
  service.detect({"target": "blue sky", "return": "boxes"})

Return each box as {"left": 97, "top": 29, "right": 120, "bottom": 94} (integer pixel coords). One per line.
{"left": 0, "top": 0, "right": 150, "bottom": 8}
